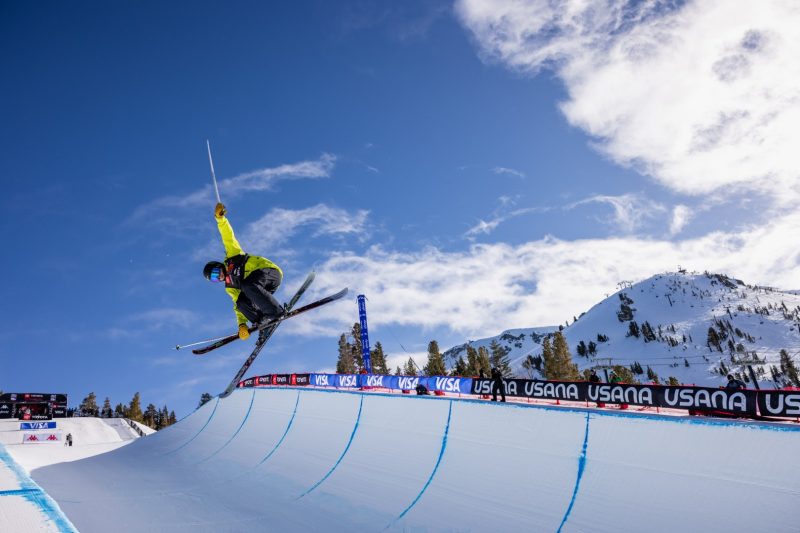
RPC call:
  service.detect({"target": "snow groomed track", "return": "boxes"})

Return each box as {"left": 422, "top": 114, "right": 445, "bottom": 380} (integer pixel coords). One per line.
{"left": 31, "top": 388, "right": 800, "bottom": 532}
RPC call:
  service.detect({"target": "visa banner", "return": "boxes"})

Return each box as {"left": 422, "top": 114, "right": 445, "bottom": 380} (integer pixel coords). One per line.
{"left": 308, "top": 374, "right": 472, "bottom": 394}
{"left": 20, "top": 421, "right": 57, "bottom": 430}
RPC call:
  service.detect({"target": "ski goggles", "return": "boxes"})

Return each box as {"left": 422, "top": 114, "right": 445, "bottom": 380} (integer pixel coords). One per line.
{"left": 209, "top": 267, "right": 224, "bottom": 282}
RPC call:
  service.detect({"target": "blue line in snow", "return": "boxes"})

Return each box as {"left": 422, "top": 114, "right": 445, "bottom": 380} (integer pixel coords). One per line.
{"left": 165, "top": 396, "right": 219, "bottom": 455}
{"left": 387, "top": 400, "right": 453, "bottom": 529}
{"left": 557, "top": 411, "right": 591, "bottom": 533}
{"left": 297, "top": 394, "right": 364, "bottom": 499}
{"left": 0, "top": 445, "right": 78, "bottom": 532}
{"left": 198, "top": 388, "right": 256, "bottom": 463}
{"left": 257, "top": 390, "right": 301, "bottom": 466}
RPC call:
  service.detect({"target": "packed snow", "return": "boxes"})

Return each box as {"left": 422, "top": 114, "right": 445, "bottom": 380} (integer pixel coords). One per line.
{"left": 3, "top": 387, "right": 797, "bottom": 532}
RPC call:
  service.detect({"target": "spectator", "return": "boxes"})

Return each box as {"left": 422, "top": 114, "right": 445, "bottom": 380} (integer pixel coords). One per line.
{"left": 66, "top": 433, "right": 73, "bottom": 447}
{"left": 415, "top": 383, "right": 429, "bottom": 395}
{"left": 725, "top": 374, "right": 746, "bottom": 390}
{"left": 608, "top": 371, "right": 627, "bottom": 409}
{"left": 490, "top": 367, "right": 506, "bottom": 403}
{"left": 589, "top": 369, "right": 604, "bottom": 407}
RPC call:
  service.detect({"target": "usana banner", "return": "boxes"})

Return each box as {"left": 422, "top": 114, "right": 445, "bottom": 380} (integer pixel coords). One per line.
{"left": 238, "top": 373, "right": 800, "bottom": 418}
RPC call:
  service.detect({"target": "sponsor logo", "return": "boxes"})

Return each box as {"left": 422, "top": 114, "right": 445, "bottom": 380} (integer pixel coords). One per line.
{"left": 762, "top": 393, "right": 800, "bottom": 416}
{"left": 397, "top": 377, "right": 419, "bottom": 390}
{"left": 20, "top": 422, "right": 56, "bottom": 430}
{"left": 274, "top": 375, "right": 290, "bottom": 385}
{"left": 366, "top": 375, "right": 384, "bottom": 387}
{"left": 434, "top": 377, "right": 462, "bottom": 392}
{"left": 662, "top": 388, "right": 746, "bottom": 412}
{"left": 472, "top": 380, "right": 493, "bottom": 395}
{"left": 337, "top": 375, "right": 358, "bottom": 387}
{"left": 295, "top": 374, "right": 310, "bottom": 386}
{"left": 257, "top": 376, "right": 272, "bottom": 385}
{"left": 588, "top": 385, "right": 654, "bottom": 405}
{"left": 314, "top": 374, "right": 329, "bottom": 387}
{"left": 526, "top": 381, "right": 580, "bottom": 400}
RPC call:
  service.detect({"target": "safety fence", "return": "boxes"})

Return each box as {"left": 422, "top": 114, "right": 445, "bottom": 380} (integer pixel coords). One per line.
{"left": 238, "top": 373, "right": 800, "bottom": 421}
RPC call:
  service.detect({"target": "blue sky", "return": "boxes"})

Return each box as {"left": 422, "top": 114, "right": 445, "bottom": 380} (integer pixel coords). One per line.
{"left": 2, "top": 0, "right": 798, "bottom": 417}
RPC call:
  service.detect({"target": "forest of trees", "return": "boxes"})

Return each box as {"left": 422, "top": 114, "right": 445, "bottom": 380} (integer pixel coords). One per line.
{"left": 333, "top": 325, "right": 514, "bottom": 378}
{"left": 77, "top": 391, "right": 177, "bottom": 430}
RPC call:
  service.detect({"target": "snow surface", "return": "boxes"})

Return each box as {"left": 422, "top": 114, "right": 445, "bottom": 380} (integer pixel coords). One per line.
{"left": 20, "top": 387, "right": 800, "bottom": 532}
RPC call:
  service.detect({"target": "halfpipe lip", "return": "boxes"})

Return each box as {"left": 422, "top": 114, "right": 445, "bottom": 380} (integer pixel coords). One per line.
{"left": 237, "top": 385, "right": 800, "bottom": 433}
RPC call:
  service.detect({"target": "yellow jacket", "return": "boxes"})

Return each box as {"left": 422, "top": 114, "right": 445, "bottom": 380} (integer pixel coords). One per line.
{"left": 217, "top": 215, "right": 282, "bottom": 326}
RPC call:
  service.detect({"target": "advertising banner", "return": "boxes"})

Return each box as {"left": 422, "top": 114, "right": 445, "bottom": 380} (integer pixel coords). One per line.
{"left": 0, "top": 403, "right": 12, "bottom": 419}
{"left": 20, "top": 422, "right": 57, "bottom": 430}
{"left": 0, "top": 393, "right": 68, "bottom": 403}
{"left": 22, "top": 431, "right": 63, "bottom": 444}
{"left": 471, "top": 379, "right": 759, "bottom": 417}
{"left": 757, "top": 390, "right": 800, "bottom": 417}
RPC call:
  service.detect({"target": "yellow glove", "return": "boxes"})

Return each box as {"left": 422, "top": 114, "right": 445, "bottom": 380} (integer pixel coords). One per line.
{"left": 238, "top": 324, "right": 250, "bottom": 340}
{"left": 215, "top": 203, "right": 227, "bottom": 218}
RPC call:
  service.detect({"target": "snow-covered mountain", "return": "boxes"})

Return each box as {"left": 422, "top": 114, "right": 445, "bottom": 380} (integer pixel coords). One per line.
{"left": 445, "top": 271, "right": 800, "bottom": 388}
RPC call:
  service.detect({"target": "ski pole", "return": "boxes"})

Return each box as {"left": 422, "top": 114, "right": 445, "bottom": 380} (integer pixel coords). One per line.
{"left": 175, "top": 333, "right": 232, "bottom": 351}
{"left": 206, "top": 139, "right": 221, "bottom": 203}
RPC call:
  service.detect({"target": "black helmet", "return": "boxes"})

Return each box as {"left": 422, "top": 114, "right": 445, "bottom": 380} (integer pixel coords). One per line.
{"left": 203, "top": 261, "right": 225, "bottom": 281}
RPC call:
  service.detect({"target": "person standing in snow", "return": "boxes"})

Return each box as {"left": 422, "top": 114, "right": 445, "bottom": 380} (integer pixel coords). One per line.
{"left": 725, "top": 374, "right": 746, "bottom": 389}
{"left": 203, "top": 203, "right": 284, "bottom": 341}
{"left": 490, "top": 367, "right": 506, "bottom": 402}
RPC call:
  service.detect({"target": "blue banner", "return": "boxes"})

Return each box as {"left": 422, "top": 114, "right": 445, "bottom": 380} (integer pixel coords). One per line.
{"left": 20, "top": 421, "right": 57, "bottom": 430}
{"left": 357, "top": 295, "right": 372, "bottom": 373}
{"left": 307, "top": 374, "right": 473, "bottom": 394}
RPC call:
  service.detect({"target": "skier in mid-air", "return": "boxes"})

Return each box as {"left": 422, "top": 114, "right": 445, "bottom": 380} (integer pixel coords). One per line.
{"left": 203, "top": 203, "right": 284, "bottom": 341}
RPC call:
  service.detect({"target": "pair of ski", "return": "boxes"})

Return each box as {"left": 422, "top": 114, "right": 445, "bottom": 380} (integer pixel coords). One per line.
{"left": 193, "top": 271, "right": 347, "bottom": 398}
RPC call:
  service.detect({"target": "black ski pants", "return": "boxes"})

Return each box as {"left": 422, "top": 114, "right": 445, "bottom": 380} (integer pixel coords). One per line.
{"left": 492, "top": 379, "right": 506, "bottom": 402}
{"left": 236, "top": 268, "right": 283, "bottom": 323}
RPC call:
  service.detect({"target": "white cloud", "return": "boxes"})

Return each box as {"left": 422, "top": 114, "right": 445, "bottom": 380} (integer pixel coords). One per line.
{"left": 243, "top": 204, "right": 371, "bottom": 251}
{"left": 309, "top": 210, "right": 800, "bottom": 338}
{"left": 127, "top": 154, "right": 336, "bottom": 223}
{"left": 455, "top": 0, "right": 800, "bottom": 204}
{"left": 568, "top": 193, "right": 666, "bottom": 233}
{"left": 492, "top": 166, "right": 526, "bottom": 178}
{"left": 669, "top": 204, "right": 693, "bottom": 235}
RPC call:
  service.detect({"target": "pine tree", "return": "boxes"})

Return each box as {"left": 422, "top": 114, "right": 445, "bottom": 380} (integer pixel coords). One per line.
{"left": 453, "top": 356, "right": 467, "bottom": 376}
{"left": 79, "top": 392, "right": 98, "bottom": 417}
{"left": 779, "top": 349, "right": 800, "bottom": 387}
{"left": 370, "top": 342, "right": 389, "bottom": 374}
{"left": 576, "top": 341, "right": 587, "bottom": 357}
{"left": 128, "top": 392, "right": 143, "bottom": 422}
{"left": 143, "top": 404, "right": 158, "bottom": 429}
{"left": 101, "top": 397, "right": 113, "bottom": 418}
{"left": 350, "top": 323, "right": 364, "bottom": 371}
{"left": 465, "top": 345, "right": 480, "bottom": 376}
{"left": 169, "top": 411, "right": 177, "bottom": 425}
{"left": 541, "top": 337, "right": 555, "bottom": 378}
{"left": 543, "top": 333, "right": 580, "bottom": 381}
{"left": 403, "top": 357, "right": 418, "bottom": 376}
{"left": 489, "top": 340, "right": 512, "bottom": 377}
{"left": 198, "top": 392, "right": 213, "bottom": 408}
{"left": 114, "top": 403, "right": 126, "bottom": 418}
{"left": 424, "top": 340, "right": 447, "bottom": 376}
{"left": 336, "top": 334, "right": 356, "bottom": 373}
{"left": 476, "top": 346, "right": 491, "bottom": 377}
{"left": 395, "top": 366, "right": 403, "bottom": 375}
